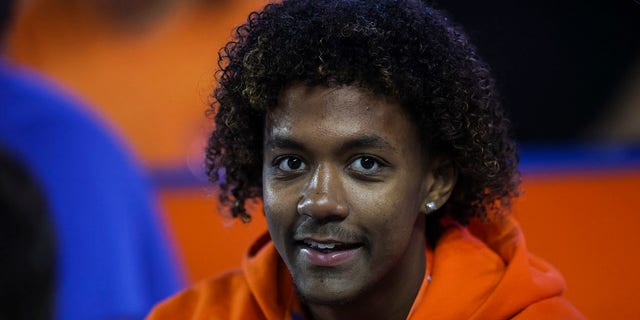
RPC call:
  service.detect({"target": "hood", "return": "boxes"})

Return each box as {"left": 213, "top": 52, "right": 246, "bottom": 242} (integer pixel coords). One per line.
{"left": 242, "top": 232, "right": 299, "bottom": 320}
{"left": 409, "top": 216, "right": 570, "bottom": 319}
{"left": 241, "top": 217, "right": 575, "bottom": 320}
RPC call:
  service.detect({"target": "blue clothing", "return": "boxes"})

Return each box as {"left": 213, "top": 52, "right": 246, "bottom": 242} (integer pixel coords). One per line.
{"left": 0, "top": 61, "right": 183, "bottom": 319}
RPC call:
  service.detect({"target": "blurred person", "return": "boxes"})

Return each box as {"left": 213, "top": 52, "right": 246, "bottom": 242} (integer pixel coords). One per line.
{"left": 0, "top": 0, "right": 182, "bottom": 319}
{"left": 148, "top": 1, "right": 583, "bottom": 319}
{"left": 63, "top": 0, "right": 176, "bottom": 32}
{"left": 0, "top": 148, "right": 56, "bottom": 320}
{"left": 6, "top": 0, "right": 265, "bottom": 168}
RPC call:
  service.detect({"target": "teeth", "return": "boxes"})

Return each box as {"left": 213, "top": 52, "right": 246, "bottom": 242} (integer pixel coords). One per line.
{"left": 317, "top": 243, "right": 335, "bottom": 250}
{"left": 304, "top": 239, "right": 337, "bottom": 250}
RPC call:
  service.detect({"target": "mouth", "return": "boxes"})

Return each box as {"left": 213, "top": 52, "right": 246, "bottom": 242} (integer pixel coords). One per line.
{"left": 301, "top": 239, "right": 362, "bottom": 252}
{"left": 296, "top": 238, "right": 364, "bottom": 267}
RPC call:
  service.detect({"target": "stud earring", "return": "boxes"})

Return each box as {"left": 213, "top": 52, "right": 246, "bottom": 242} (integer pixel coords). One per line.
{"left": 425, "top": 201, "right": 437, "bottom": 213}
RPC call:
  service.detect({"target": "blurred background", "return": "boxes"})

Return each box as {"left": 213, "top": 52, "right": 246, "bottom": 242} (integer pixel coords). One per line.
{"left": 3, "top": 0, "right": 639, "bottom": 318}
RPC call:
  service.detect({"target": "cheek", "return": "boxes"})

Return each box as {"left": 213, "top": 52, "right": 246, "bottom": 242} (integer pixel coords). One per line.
{"left": 263, "top": 184, "right": 297, "bottom": 236}
{"left": 263, "top": 186, "right": 282, "bottom": 220}
{"left": 372, "top": 201, "right": 422, "bottom": 263}
{"left": 349, "top": 182, "right": 422, "bottom": 237}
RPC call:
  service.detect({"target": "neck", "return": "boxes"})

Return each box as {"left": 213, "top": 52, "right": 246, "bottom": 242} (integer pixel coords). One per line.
{"left": 304, "top": 220, "right": 427, "bottom": 320}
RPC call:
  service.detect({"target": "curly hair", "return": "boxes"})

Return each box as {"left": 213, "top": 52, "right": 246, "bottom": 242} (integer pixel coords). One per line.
{"left": 206, "top": 0, "right": 520, "bottom": 226}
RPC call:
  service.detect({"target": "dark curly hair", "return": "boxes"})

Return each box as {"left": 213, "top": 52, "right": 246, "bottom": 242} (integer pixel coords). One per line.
{"left": 206, "top": 0, "right": 520, "bottom": 227}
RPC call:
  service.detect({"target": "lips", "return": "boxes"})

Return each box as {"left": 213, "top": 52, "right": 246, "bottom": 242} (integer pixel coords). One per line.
{"left": 296, "top": 238, "right": 363, "bottom": 267}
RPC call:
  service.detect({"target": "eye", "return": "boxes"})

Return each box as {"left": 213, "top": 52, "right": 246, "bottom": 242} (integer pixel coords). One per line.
{"left": 347, "top": 156, "right": 383, "bottom": 175}
{"left": 274, "top": 156, "right": 307, "bottom": 172}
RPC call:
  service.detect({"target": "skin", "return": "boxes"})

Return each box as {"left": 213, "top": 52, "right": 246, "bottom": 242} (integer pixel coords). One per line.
{"left": 262, "top": 84, "right": 456, "bottom": 320}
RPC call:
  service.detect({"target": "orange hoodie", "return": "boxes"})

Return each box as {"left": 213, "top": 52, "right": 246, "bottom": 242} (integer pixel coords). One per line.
{"left": 147, "top": 217, "right": 583, "bottom": 319}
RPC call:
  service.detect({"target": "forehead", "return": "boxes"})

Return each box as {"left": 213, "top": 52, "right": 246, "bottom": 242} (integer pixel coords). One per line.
{"left": 266, "top": 84, "right": 419, "bottom": 147}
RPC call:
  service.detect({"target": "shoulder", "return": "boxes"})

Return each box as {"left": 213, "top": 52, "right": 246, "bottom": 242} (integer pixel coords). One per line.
{"left": 147, "top": 269, "right": 263, "bottom": 320}
{"left": 1, "top": 63, "right": 99, "bottom": 132}
{"left": 0, "top": 63, "right": 148, "bottom": 208}
{"left": 0, "top": 64, "right": 136, "bottom": 174}
{"left": 513, "top": 296, "right": 585, "bottom": 319}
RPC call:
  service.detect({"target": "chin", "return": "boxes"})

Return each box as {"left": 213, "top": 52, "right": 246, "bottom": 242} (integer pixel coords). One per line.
{"left": 293, "top": 273, "right": 363, "bottom": 306}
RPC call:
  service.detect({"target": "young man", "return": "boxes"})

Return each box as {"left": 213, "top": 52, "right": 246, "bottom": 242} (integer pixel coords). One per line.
{"left": 148, "top": 1, "right": 583, "bottom": 318}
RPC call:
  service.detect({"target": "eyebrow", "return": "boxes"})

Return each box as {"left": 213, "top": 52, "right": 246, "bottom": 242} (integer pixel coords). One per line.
{"left": 265, "top": 134, "right": 396, "bottom": 153}
{"left": 338, "top": 134, "right": 396, "bottom": 153}
{"left": 265, "top": 136, "right": 306, "bottom": 150}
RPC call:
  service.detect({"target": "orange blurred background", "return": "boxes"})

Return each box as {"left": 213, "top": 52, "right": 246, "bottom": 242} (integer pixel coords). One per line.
{"left": 6, "top": 0, "right": 640, "bottom": 318}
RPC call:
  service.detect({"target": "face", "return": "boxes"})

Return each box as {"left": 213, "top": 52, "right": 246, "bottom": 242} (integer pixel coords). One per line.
{"left": 263, "top": 84, "right": 435, "bottom": 306}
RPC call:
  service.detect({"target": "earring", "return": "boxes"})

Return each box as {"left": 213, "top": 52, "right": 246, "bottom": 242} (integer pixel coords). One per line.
{"left": 425, "top": 201, "right": 437, "bottom": 213}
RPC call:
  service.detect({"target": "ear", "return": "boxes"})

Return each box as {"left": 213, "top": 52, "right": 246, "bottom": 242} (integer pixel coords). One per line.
{"left": 420, "top": 157, "right": 457, "bottom": 214}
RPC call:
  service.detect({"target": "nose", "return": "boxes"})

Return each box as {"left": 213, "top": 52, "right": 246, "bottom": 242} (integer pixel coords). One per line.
{"left": 297, "top": 164, "right": 349, "bottom": 220}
